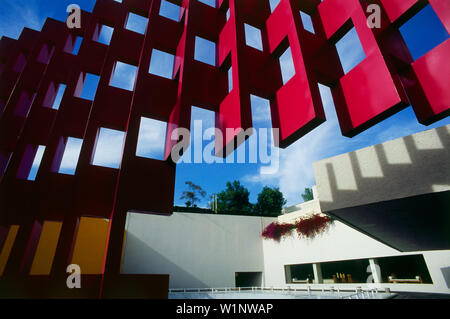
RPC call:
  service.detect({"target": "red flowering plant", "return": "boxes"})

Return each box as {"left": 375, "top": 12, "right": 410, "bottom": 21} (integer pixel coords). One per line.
{"left": 261, "top": 222, "right": 296, "bottom": 242}
{"left": 262, "top": 214, "right": 333, "bottom": 242}
{"left": 295, "top": 214, "right": 333, "bottom": 239}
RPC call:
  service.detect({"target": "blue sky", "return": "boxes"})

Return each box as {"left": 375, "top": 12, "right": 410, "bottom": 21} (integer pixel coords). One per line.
{"left": 1, "top": 1, "right": 449, "bottom": 207}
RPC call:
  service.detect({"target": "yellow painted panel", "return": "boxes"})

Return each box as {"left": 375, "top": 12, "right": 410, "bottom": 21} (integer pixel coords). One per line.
{"left": 71, "top": 217, "right": 110, "bottom": 275}
{"left": 29, "top": 221, "right": 62, "bottom": 275}
{"left": 0, "top": 225, "right": 20, "bottom": 277}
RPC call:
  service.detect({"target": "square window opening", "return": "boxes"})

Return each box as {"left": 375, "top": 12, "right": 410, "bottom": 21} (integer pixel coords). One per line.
{"left": 17, "top": 145, "right": 46, "bottom": 181}
{"left": 76, "top": 73, "right": 100, "bottom": 101}
{"left": 244, "top": 24, "right": 263, "bottom": 51}
{"left": 125, "top": 12, "right": 148, "bottom": 35}
{"left": 110, "top": 61, "right": 138, "bottom": 91}
{"left": 198, "top": 0, "right": 216, "bottom": 8}
{"left": 136, "top": 117, "right": 168, "bottom": 160}
{"left": 91, "top": 128, "right": 126, "bottom": 169}
{"left": 194, "top": 36, "right": 217, "bottom": 66}
{"left": 335, "top": 26, "right": 366, "bottom": 74}
{"left": 159, "top": 0, "right": 182, "bottom": 22}
{"left": 269, "top": 0, "right": 281, "bottom": 13}
{"left": 95, "top": 24, "right": 114, "bottom": 45}
{"left": 71, "top": 36, "right": 83, "bottom": 55}
{"left": 57, "top": 137, "right": 83, "bottom": 175}
{"left": 227, "top": 65, "right": 233, "bottom": 93}
{"left": 279, "top": 46, "right": 296, "bottom": 85}
{"left": 44, "top": 83, "right": 67, "bottom": 110}
{"left": 149, "top": 49, "right": 175, "bottom": 79}
{"left": 300, "top": 11, "right": 315, "bottom": 34}
{"left": 399, "top": 4, "right": 449, "bottom": 61}
{"left": 179, "top": 106, "right": 216, "bottom": 163}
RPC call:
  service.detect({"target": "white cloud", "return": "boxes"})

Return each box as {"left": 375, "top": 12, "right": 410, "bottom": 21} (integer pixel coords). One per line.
{"left": 242, "top": 82, "right": 449, "bottom": 206}
{"left": 0, "top": 0, "right": 44, "bottom": 39}
{"left": 136, "top": 117, "right": 167, "bottom": 160}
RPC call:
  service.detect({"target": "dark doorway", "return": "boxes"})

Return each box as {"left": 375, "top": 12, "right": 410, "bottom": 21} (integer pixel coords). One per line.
{"left": 235, "top": 272, "right": 262, "bottom": 288}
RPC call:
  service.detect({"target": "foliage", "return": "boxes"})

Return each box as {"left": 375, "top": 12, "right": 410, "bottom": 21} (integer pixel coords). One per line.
{"left": 301, "top": 188, "right": 314, "bottom": 202}
{"left": 255, "top": 187, "right": 287, "bottom": 217}
{"left": 261, "top": 222, "right": 295, "bottom": 242}
{"left": 180, "top": 181, "right": 207, "bottom": 208}
{"left": 217, "top": 181, "right": 252, "bottom": 214}
{"left": 295, "top": 214, "right": 333, "bottom": 239}
{"left": 262, "top": 214, "right": 333, "bottom": 242}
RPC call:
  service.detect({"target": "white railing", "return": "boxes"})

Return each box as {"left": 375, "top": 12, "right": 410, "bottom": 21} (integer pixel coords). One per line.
{"left": 169, "top": 286, "right": 391, "bottom": 299}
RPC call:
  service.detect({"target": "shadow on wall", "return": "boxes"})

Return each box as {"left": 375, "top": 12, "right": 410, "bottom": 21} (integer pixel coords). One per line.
{"left": 319, "top": 125, "right": 450, "bottom": 210}
{"left": 313, "top": 126, "right": 450, "bottom": 251}
{"left": 441, "top": 267, "right": 450, "bottom": 289}
{"left": 120, "top": 232, "right": 209, "bottom": 289}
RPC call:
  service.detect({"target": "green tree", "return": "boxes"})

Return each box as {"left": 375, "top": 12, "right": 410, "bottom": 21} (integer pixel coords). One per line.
{"left": 255, "top": 187, "right": 287, "bottom": 217}
{"left": 180, "top": 181, "right": 207, "bottom": 207}
{"left": 217, "top": 181, "right": 252, "bottom": 214}
{"left": 301, "top": 187, "right": 314, "bottom": 202}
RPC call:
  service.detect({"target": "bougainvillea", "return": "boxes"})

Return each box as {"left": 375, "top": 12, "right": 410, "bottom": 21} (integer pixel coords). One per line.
{"left": 295, "top": 214, "right": 333, "bottom": 239}
{"left": 262, "top": 222, "right": 296, "bottom": 242}
{"left": 262, "top": 214, "right": 333, "bottom": 242}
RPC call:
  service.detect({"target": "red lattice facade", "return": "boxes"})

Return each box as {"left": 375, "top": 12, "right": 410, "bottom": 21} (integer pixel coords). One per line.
{"left": 0, "top": 0, "right": 448, "bottom": 298}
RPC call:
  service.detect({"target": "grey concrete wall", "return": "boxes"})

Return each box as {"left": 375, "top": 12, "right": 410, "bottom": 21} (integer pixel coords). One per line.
{"left": 121, "top": 212, "right": 275, "bottom": 289}
{"left": 313, "top": 125, "right": 450, "bottom": 212}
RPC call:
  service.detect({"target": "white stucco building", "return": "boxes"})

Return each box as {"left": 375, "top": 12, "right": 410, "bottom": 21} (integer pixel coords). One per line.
{"left": 121, "top": 125, "right": 450, "bottom": 294}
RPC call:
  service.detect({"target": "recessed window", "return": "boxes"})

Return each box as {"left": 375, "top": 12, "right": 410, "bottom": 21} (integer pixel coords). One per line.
{"left": 136, "top": 117, "right": 167, "bottom": 160}
{"left": 227, "top": 65, "right": 233, "bottom": 93}
{"left": 71, "top": 36, "right": 83, "bottom": 55}
{"left": 159, "top": 0, "right": 181, "bottom": 22}
{"left": 179, "top": 106, "right": 216, "bottom": 163}
{"left": 58, "top": 137, "right": 83, "bottom": 175}
{"left": 149, "top": 49, "right": 175, "bottom": 79}
{"left": 125, "top": 12, "right": 148, "bottom": 35}
{"left": 335, "top": 27, "right": 366, "bottom": 74}
{"left": 77, "top": 73, "right": 100, "bottom": 101}
{"left": 44, "top": 83, "right": 66, "bottom": 110}
{"left": 110, "top": 61, "right": 138, "bottom": 91}
{"left": 37, "top": 44, "right": 55, "bottom": 64}
{"left": 194, "top": 36, "right": 216, "bottom": 66}
{"left": 17, "top": 145, "right": 46, "bottom": 181}
{"left": 198, "top": 0, "right": 216, "bottom": 8}
{"left": 53, "top": 84, "right": 66, "bottom": 110}
{"left": 251, "top": 94, "right": 272, "bottom": 127}
{"left": 244, "top": 24, "right": 263, "bottom": 51}
{"left": 92, "top": 128, "right": 125, "bottom": 169}
{"left": 14, "top": 90, "right": 36, "bottom": 117}
{"left": 400, "top": 4, "right": 450, "bottom": 61}
{"left": 279, "top": 46, "right": 296, "bottom": 85}
{"left": 95, "top": 25, "right": 114, "bottom": 45}
{"left": 300, "top": 11, "right": 315, "bottom": 34}
{"left": 269, "top": 0, "right": 280, "bottom": 13}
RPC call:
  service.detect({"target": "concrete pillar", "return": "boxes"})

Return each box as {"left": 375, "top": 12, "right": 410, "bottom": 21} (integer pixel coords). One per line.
{"left": 284, "top": 265, "right": 292, "bottom": 283}
{"left": 313, "top": 263, "right": 323, "bottom": 284}
{"left": 369, "top": 259, "right": 382, "bottom": 283}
